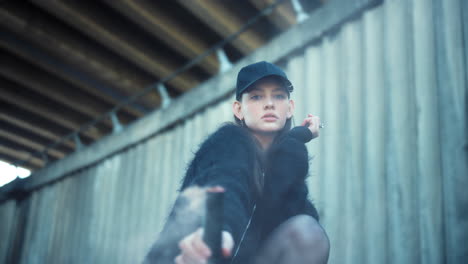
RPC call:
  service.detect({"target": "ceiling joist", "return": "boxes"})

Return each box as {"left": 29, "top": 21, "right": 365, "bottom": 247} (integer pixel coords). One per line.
{"left": 102, "top": 0, "right": 220, "bottom": 75}
{"left": 31, "top": 0, "right": 201, "bottom": 92}
{"left": 0, "top": 129, "right": 65, "bottom": 160}
{"left": 0, "top": 80, "right": 105, "bottom": 141}
{"left": 177, "top": 0, "right": 266, "bottom": 55}
{"left": 0, "top": 2, "right": 157, "bottom": 112}
{"left": 0, "top": 113, "right": 76, "bottom": 150}
{"left": 250, "top": 0, "right": 297, "bottom": 30}
{"left": 0, "top": 145, "right": 45, "bottom": 169}
{"left": 0, "top": 51, "right": 133, "bottom": 128}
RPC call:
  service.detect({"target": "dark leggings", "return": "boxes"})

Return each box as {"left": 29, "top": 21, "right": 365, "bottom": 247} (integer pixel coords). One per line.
{"left": 143, "top": 187, "right": 330, "bottom": 264}
{"left": 252, "top": 215, "right": 330, "bottom": 264}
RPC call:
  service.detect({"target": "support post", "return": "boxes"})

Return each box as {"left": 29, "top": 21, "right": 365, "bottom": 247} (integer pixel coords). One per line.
{"left": 216, "top": 49, "right": 233, "bottom": 73}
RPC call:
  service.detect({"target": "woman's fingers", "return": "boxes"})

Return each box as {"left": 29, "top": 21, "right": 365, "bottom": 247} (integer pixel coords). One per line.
{"left": 181, "top": 253, "right": 206, "bottom": 264}
{"left": 312, "top": 116, "right": 320, "bottom": 129}
{"left": 302, "top": 114, "right": 320, "bottom": 139}
{"left": 177, "top": 228, "right": 210, "bottom": 263}
{"left": 221, "top": 231, "right": 234, "bottom": 257}
{"left": 192, "top": 229, "right": 211, "bottom": 258}
{"left": 301, "top": 117, "right": 314, "bottom": 127}
{"left": 301, "top": 115, "right": 313, "bottom": 126}
{"left": 303, "top": 115, "right": 320, "bottom": 127}
{"left": 206, "top": 186, "right": 225, "bottom": 193}
{"left": 175, "top": 229, "right": 234, "bottom": 264}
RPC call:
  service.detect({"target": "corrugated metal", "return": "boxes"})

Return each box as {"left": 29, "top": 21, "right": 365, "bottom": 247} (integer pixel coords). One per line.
{"left": 284, "top": 0, "right": 467, "bottom": 263}
{"left": 1, "top": 0, "right": 467, "bottom": 263}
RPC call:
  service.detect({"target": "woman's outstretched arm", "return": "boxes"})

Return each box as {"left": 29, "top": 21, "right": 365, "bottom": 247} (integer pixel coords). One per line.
{"left": 181, "top": 124, "right": 256, "bottom": 243}
{"left": 144, "top": 124, "right": 256, "bottom": 264}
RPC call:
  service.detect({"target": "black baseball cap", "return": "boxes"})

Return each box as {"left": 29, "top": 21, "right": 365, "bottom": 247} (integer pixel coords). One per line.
{"left": 236, "top": 61, "right": 293, "bottom": 100}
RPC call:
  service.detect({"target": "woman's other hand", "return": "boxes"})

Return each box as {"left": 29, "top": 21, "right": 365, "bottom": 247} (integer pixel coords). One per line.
{"left": 175, "top": 228, "right": 234, "bottom": 264}
{"left": 301, "top": 114, "right": 320, "bottom": 139}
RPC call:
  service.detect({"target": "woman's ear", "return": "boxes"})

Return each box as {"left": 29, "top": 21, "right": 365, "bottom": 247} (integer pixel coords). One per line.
{"left": 287, "top": 99, "right": 295, "bottom": 118}
{"left": 232, "top": 101, "right": 243, "bottom": 120}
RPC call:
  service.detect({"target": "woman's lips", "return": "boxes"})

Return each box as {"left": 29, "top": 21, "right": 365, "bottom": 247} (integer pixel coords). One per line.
{"left": 262, "top": 114, "right": 278, "bottom": 121}
{"left": 263, "top": 117, "right": 277, "bottom": 122}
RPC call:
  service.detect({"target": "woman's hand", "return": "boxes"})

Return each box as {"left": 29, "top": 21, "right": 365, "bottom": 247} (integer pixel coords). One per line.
{"left": 301, "top": 114, "right": 320, "bottom": 139}
{"left": 175, "top": 228, "right": 234, "bottom": 264}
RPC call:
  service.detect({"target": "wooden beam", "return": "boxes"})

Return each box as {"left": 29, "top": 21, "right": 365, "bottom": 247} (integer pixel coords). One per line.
{"left": 1, "top": 99, "right": 95, "bottom": 145}
{"left": 0, "top": 35, "right": 146, "bottom": 118}
{"left": 31, "top": 0, "right": 201, "bottom": 92}
{"left": 0, "top": 128, "right": 66, "bottom": 159}
{"left": 0, "top": 79, "right": 105, "bottom": 141}
{"left": 0, "top": 118, "right": 73, "bottom": 153}
{"left": 0, "top": 2, "right": 157, "bottom": 112}
{"left": 177, "top": 0, "right": 266, "bottom": 55}
{"left": 0, "top": 145, "right": 45, "bottom": 168}
{"left": 0, "top": 138, "right": 58, "bottom": 162}
{"left": 0, "top": 111, "right": 75, "bottom": 150}
{"left": 0, "top": 155, "right": 39, "bottom": 171}
{"left": 0, "top": 51, "right": 133, "bottom": 128}
{"left": 0, "top": 31, "right": 145, "bottom": 118}
{"left": 102, "top": 0, "right": 220, "bottom": 75}
{"left": 249, "top": 0, "right": 296, "bottom": 30}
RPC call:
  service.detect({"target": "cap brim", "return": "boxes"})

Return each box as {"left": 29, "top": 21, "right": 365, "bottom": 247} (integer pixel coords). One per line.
{"left": 238, "top": 73, "right": 293, "bottom": 96}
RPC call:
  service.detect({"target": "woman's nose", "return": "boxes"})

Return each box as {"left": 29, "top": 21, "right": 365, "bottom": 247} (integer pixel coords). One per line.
{"left": 264, "top": 98, "right": 274, "bottom": 109}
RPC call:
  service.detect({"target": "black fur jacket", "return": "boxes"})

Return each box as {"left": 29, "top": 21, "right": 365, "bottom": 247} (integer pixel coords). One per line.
{"left": 180, "top": 123, "right": 320, "bottom": 263}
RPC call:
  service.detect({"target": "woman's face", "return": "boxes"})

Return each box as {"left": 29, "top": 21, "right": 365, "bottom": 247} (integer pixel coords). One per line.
{"left": 233, "top": 78, "right": 294, "bottom": 134}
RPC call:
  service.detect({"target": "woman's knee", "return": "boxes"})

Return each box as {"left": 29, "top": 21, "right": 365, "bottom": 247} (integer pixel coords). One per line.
{"left": 283, "top": 215, "right": 330, "bottom": 255}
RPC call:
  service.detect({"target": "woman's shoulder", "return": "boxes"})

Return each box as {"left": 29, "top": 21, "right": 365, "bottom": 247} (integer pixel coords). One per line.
{"left": 203, "top": 122, "right": 253, "bottom": 147}
{"left": 189, "top": 123, "right": 257, "bottom": 167}
{"left": 212, "top": 122, "right": 249, "bottom": 137}
{"left": 181, "top": 123, "right": 256, "bottom": 190}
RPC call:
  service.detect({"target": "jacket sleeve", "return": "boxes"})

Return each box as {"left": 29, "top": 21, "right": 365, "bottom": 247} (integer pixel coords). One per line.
{"left": 263, "top": 126, "right": 313, "bottom": 201}
{"left": 263, "top": 126, "right": 320, "bottom": 221}
{"left": 180, "top": 125, "right": 255, "bottom": 245}
{"left": 283, "top": 182, "right": 320, "bottom": 221}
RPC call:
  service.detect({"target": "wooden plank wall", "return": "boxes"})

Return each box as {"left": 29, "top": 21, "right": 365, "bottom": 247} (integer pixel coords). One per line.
{"left": 0, "top": 0, "right": 467, "bottom": 263}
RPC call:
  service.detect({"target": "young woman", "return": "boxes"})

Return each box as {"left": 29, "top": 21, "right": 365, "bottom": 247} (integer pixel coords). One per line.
{"left": 144, "top": 61, "right": 330, "bottom": 264}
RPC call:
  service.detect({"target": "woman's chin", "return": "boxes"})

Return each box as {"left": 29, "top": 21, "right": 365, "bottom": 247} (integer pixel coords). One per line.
{"left": 257, "top": 124, "right": 283, "bottom": 133}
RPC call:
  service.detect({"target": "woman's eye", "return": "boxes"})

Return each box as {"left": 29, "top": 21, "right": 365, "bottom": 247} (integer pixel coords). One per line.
{"left": 251, "top": 95, "right": 261, "bottom": 100}
{"left": 274, "top": 94, "right": 286, "bottom": 100}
